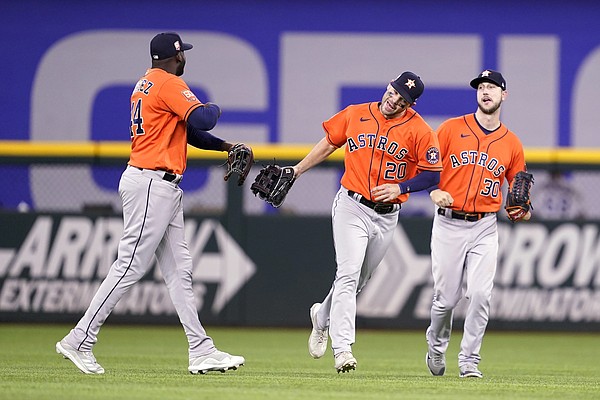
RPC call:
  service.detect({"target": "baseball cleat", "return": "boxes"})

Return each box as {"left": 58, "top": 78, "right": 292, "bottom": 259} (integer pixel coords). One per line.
{"left": 56, "top": 340, "right": 105, "bottom": 374}
{"left": 334, "top": 351, "right": 357, "bottom": 373}
{"left": 459, "top": 364, "right": 483, "bottom": 378}
{"left": 426, "top": 351, "right": 446, "bottom": 376}
{"left": 188, "top": 350, "right": 245, "bottom": 375}
{"left": 308, "top": 303, "right": 328, "bottom": 358}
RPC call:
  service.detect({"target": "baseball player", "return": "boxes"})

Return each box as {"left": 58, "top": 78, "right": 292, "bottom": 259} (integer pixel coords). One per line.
{"left": 293, "top": 72, "right": 442, "bottom": 373}
{"left": 425, "top": 70, "right": 529, "bottom": 378}
{"left": 56, "top": 32, "right": 246, "bottom": 375}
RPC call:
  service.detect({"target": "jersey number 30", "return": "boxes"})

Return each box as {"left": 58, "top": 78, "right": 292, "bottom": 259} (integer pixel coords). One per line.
{"left": 480, "top": 178, "right": 500, "bottom": 198}
{"left": 130, "top": 98, "right": 145, "bottom": 137}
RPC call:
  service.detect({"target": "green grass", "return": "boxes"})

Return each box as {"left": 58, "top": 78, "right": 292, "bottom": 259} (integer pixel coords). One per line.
{"left": 0, "top": 324, "right": 598, "bottom": 399}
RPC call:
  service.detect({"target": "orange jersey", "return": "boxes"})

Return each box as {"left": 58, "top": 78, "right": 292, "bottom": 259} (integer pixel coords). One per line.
{"left": 324, "top": 102, "right": 442, "bottom": 204}
{"left": 128, "top": 68, "right": 203, "bottom": 174}
{"left": 436, "top": 113, "right": 526, "bottom": 213}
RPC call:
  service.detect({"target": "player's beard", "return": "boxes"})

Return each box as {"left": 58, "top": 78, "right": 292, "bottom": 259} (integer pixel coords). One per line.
{"left": 478, "top": 98, "right": 502, "bottom": 115}
{"left": 176, "top": 59, "right": 186, "bottom": 76}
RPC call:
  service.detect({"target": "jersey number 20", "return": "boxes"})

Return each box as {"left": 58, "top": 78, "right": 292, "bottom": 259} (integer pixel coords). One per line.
{"left": 384, "top": 161, "right": 407, "bottom": 180}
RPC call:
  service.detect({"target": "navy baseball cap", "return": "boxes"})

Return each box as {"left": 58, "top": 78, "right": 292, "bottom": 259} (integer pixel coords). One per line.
{"left": 150, "top": 32, "right": 193, "bottom": 60}
{"left": 470, "top": 70, "right": 506, "bottom": 90}
{"left": 390, "top": 71, "right": 424, "bottom": 104}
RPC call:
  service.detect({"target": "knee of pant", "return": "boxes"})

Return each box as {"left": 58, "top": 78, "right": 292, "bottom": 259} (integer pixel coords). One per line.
{"left": 433, "top": 292, "right": 461, "bottom": 310}
{"left": 179, "top": 268, "right": 193, "bottom": 283}
{"left": 163, "top": 267, "right": 192, "bottom": 285}
{"left": 466, "top": 289, "right": 490, "bottom": 306}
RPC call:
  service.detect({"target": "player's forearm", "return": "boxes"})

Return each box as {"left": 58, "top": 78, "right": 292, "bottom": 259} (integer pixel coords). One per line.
{"left": 293, "top": 138, "right": 337, "bottom": 178}
{"left": 399, "top": 170, "right": 440, "bottom": 194}
{"left": 186, "top": 124, "right": 227, "bottom": 151}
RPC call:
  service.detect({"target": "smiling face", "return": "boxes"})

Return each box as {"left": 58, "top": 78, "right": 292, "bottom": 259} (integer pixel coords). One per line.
{"left": 476, "top": 81, "right": 506, "bottom": 115}
{"left": 379, "top": 84, "right": 411, "bottom": 119}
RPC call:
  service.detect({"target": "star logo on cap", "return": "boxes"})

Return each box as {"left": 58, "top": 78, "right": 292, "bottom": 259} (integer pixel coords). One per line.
{"left": 481, "top": 70, "right": 491, "bottom": 77}
{"left": 405, "top": 79, "right": 416, "bottom": 89}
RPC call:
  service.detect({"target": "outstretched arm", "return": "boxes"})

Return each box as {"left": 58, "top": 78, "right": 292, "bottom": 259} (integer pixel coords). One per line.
{"left": 293, "top": 138, "right": 338, "bottom": 178}
{"left": 186, "top": 124, "right": 231, "bottom": 152}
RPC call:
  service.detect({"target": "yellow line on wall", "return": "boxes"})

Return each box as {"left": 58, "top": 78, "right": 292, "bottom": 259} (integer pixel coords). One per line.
{"left": 1, "top": 141, "right": 600, "bottom": 165}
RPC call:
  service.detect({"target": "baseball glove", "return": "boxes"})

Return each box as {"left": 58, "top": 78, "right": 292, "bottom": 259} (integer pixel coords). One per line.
{"left": 224, "top": 143, "right": 254, "bottom": 186}
{"left": 250, "top": 164, "right": 295, "bottom": 208}
{"left": 505, "top": 171, "right": 534, "bottom": 222}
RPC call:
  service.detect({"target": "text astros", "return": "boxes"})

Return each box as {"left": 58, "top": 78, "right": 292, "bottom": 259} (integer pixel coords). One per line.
{"left": 346, "top": 133, "right": 409, "bottom": 161}
{"left": 449, "top": 150, "right": 506, "bottom": 178}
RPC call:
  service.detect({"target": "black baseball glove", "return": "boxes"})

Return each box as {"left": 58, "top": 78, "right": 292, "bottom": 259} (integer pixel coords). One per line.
{"left": 250, "top": 164, "right": 295, "bottom": 208}
{"left": 224, "top": 143, "right": 254, "bottom": 186}
{"left": 505, "top": 171, "right": 534, "bottom": 222}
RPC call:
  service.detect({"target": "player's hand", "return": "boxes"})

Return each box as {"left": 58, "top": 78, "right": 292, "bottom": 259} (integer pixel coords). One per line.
{"left": 371, "top": 184, "right": 401, "bottom": 202}
{"left": 430, "top": 189, "right": 454, "bottom": 208}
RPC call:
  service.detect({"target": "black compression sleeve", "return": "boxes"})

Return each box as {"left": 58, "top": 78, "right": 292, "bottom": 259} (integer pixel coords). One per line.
{"left": 186, "top": 124, "right": 225, "bottom": 151}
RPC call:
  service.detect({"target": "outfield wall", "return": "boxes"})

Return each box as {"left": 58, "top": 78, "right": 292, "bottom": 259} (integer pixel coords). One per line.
{"left": 1, "top": 212, "right": 598, "bottom": 331}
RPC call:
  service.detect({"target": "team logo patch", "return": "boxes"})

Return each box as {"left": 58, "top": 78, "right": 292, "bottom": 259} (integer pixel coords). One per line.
{"left": 182, "top": 90, "right": 198, "bottom": 102}
{"left": 426, "top": 147, "right": 440, "bottom": 164}
{"left": 405, "top": 79, "right": 416, "bottom": 89}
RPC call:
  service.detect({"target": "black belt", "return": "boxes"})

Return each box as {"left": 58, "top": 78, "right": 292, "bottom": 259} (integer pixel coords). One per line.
{"left": 162, "top": 172, "right": 179, "bottom": 182}
{"left": 347, "top": 190, "right": 399, "bottom": 214}
{"left": 437, "top": 208, "right": 492, "bottom": 222}
{"left": 133, "top": 166, "right": 181, "bottom": 184}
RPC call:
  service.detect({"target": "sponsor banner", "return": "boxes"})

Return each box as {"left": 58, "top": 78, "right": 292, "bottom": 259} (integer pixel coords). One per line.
{"left": 1, "top": 213, "right": 598, "bottom": 330}
{"left": 358, "top": 220, "right": 600, "bottom": 330}
{"left": 0, "top": 213, "right": 256, "bottom": 325}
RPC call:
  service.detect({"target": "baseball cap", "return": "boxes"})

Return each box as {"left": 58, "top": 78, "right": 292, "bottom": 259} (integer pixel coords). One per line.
{"left": 390, "top": 71, "right": 424, "bottom": 104}
{"left": 470, "top": 70, "right": 506, "bottom": 90}
{"left": 150, "top": 32, "right": 193, "bottom": 60}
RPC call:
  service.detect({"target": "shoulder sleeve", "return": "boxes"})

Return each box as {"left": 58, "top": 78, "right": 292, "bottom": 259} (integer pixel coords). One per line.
{"left": 435, "top": 119, "right": 453, "bottom": 157}
{"left": 322, "top": 106, "right": 351, "bottom": 147}
{"left": 159, "top": 76, "right": 202, "bottom": 120}
{"left": 415, "top": 120, "right": 443, "bottom": 171}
